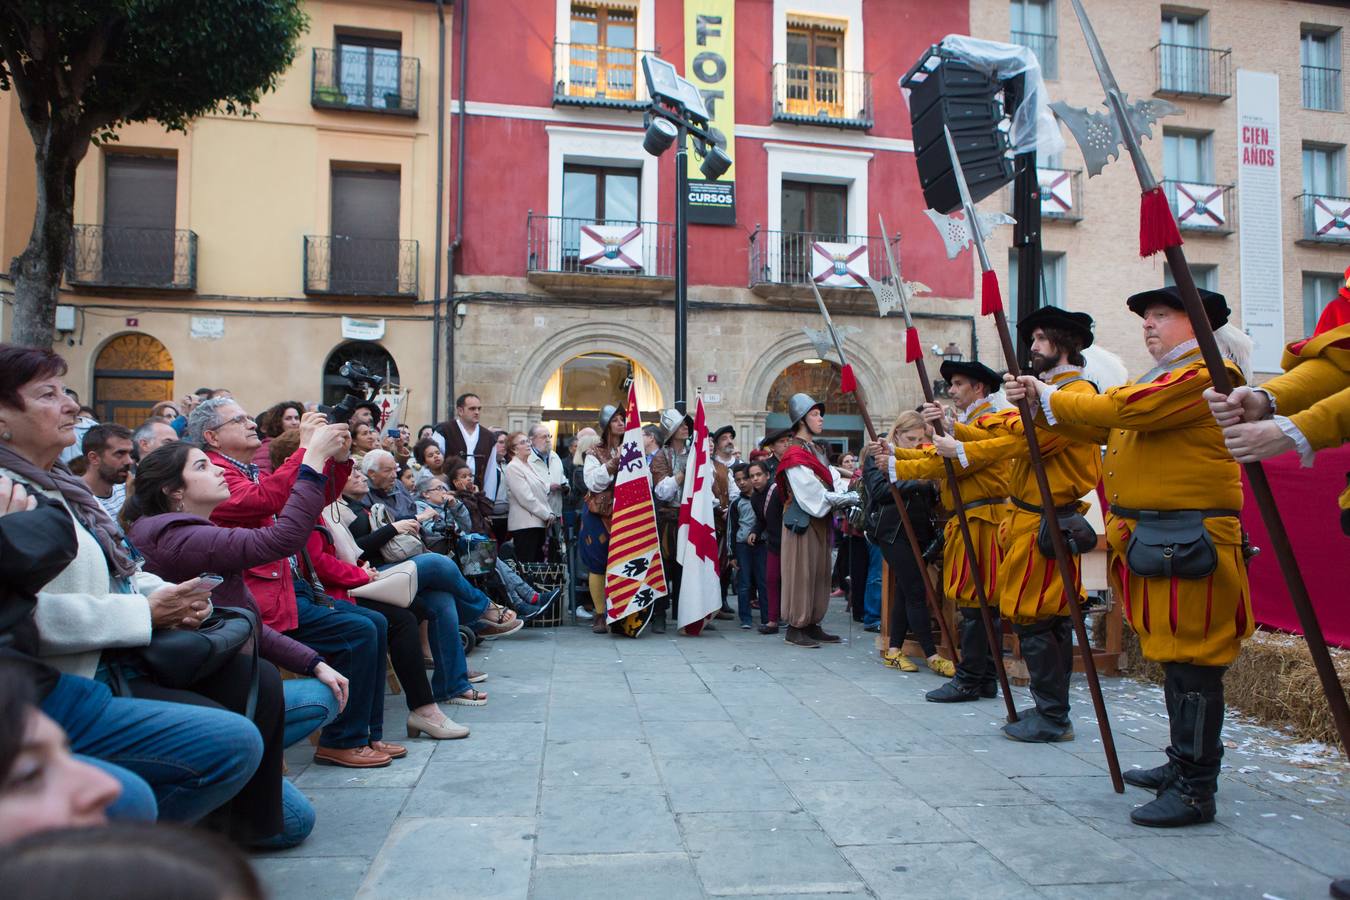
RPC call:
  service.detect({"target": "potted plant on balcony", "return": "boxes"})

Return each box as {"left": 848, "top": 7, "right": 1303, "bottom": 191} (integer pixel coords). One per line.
{"left": 314, "top": 86, "right": 347, "bottom": 105}
{"left": 384, "top": 91, "right": 403, "bottom": 110}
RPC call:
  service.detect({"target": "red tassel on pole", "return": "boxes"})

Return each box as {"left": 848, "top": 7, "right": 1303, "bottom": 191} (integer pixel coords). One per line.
{"left": 1139, "top": 185, "right": 1183, "bottom": 257}
{"left": 980, "top": 269, "right": 1002, "bottom": 316}
{"left": 839, "top": 363, "right": 858, "bottom": 394}
{"left": 905, "top": 326, "right": 922, "bottom": 363}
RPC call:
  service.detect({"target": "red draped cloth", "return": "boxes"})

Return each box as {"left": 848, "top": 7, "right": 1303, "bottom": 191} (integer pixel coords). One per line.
{"left": 1239, "top": 445, "right": 1350, "bottom": 647}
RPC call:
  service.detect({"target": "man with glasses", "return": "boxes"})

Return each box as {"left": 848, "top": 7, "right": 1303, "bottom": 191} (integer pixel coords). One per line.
{"left": 526, "top": 423, "right": 566, "bottom": 528}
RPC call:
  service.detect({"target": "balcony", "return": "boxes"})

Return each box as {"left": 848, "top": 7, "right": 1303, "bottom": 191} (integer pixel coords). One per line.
{"left": 1296, "top": 193, "right": 1350, "bottom": 245}
{"left": 303, "top": 236, "right": 418, "bottom": 298}
{"left": 1151, "top": 43, "right": 1232, "bottom": 100}
{"left": 1302, "top": 64, "right": 1342, "bottom": 111}
{"left": 311, "top": 48, "right": 419, "bottom": 116}
{"left": 748, "top": 229, "right": 900, "bottom": 301}
{"left": 65, "top": 226, "right": 197, "bottom": 291}
{"left": 526, "top": 213, "right": 674, "bottom": 297}
{"left": 1011, "top": 30, "right": 1058, "bottom": 79}
{"left": 552, "top": 41, "right": 655, "bottom": 110}
{"left": 1162, "top": 180, "right": 1234, "bottom": 235}
{"left": 1009, "top": 167, "right": 1082, "bottom": 222}
{"left": 772, "top": 64, "right": 873, "bottom": 130}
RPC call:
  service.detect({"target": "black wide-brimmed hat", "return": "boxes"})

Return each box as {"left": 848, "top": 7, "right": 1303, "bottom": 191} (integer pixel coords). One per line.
{"left": 1017, "top": 306, "right": 1095, "bottom": 349}
{"left": 712, "top": 424, "right": 736, "bottom": 443}
{"left": 1126, "top": 285, "right": 1230, "bottom": 329}
{"left": 939, "top": 360, "right": 1002, "bottom": 394}
{"left": 758, "top": 426, "right": 790, "bottom": 449}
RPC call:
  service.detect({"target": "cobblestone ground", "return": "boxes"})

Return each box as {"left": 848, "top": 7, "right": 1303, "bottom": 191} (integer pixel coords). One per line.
{"left": 254, "top": 603, "right": 1350, "bottom": 899}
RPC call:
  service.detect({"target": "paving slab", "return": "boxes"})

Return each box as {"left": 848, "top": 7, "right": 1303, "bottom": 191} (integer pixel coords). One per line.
{"left": 530, "top": 852, "right": 704, "bottom": 900}
{"left": 536, "top": 783, "right": 682, "bottom": 855}
{"left": 359, "top": 817, "right": 536, "bottom": 900}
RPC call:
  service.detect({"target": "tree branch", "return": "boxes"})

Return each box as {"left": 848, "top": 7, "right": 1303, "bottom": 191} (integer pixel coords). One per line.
{"left": 68, "top": 15, "right": 121, "bottom": 95}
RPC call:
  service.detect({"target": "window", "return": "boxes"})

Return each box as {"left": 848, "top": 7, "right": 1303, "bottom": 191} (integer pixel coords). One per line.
{"left": 780, "top": 179, "right": 847, "bottom": 283}
{"left": 1302, "top": 28, "right": 1342, "bottom": 111}
{"left": 1160, "top": 11, "right": 1210, "bottom": 94}
{"left": 1303, "top": 273, "right": 1341, "bottom": 336}
{"left": 1163, "top": 130, "right": 1213, "bottom": 182}
{"left": 1303, "top": 143, "right": 1346, "bottom": 196}
{"left": 561, "top": 163, "right": 640, "bottom": 260}
{"left": 336, "top": 34, "right": 404, "bottom": 111}
{"left": 330, "top": 167, "right": 401, "bottom": 293}
{"left": 1163, "top": 263, "right": 1218, "bottom": 291}
{"left": 567, "top": 4, "right": 638, "bottom": 100}
{"left": 1008, "top": 250, "right": 1065, "bottom": 312}
{"left": 1011, "top": 0, "right": 1057, "bottom": 78}
{"left": 102, "top": 154, "right": 177, "bottom": 285}
{"left": 785, "top": 23, "right": 845, "bottom": 119}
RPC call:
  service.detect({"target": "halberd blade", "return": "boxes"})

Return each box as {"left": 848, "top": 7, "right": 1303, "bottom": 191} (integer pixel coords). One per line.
{"left": 863, "top": 275, "right": 903, "bottom": 317}
{"left": 802, "top": 326, "right": 833, "bottom": 360}
{"left": 1052, "top": 95, "right": 1179, "bottom": 178}
{"left": 923, "top": 208, "right": 1016, "bottom": 260}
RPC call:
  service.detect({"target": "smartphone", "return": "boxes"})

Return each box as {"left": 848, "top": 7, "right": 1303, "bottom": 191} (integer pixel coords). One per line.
{"left": 196, "top": 573, "right": 225, "bottom": 591}
{"left": 387, "top": 428, "right": 400, "bottom": 439}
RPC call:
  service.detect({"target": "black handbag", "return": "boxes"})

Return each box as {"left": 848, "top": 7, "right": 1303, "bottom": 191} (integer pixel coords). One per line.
{"left": 1036, "top": 511, "right": 1099, "bottom": 558}
{"left": 782, "top": 497, "right": 813, "bottom": 535}
{"left": 116, "top": 607, "right": 261, "bottom": 718}
{"left": 1124, "top": 510, "right": 1218, "bottom": 579}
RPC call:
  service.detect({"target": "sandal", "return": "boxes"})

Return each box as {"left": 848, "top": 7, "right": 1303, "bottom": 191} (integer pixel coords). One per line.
{"left": 485, "top": 604, "right": 518, "bottom": 626}
{"left": 883, "top": 648, "right": 919, "bottom": 672}
{"left": 449, "top": 688, "right": 488, "bottom": 707}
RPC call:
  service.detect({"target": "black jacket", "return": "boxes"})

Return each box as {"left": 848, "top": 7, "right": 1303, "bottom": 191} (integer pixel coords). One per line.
{"left": 0, "top": 497, "right": 79, "bottom": 698}
{"left": 860, "top": 455, "right": 939, "bottom": 550}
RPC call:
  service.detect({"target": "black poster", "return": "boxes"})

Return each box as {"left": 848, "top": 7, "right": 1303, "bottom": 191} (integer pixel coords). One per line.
{"left": 686, "top": 180, "right": 736, "bottom": 226}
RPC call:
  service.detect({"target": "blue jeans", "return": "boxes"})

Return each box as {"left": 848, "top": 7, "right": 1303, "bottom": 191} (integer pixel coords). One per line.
{"left": 282, "top": 677, "right": 339, "bottom": 748}
{"left": 863, "top": 543, "right": 884, "bottom": 628}
{"left": 287, "top": 581, "right": 387, "bottom": 747}
{"left": 383, "top": 555, "right": 473, "bottom": 700}
{"left": 734, "top": 541, "right": 761, "bottom": 626}
{"left": 79, "top": 755, "right": 157, "bottom": 822}
{"left": 43, "top": 674, "right": 261, "bottom": 824}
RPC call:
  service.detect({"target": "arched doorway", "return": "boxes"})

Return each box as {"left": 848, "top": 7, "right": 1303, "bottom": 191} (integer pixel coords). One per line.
{"left": 93, "top": 333, "right": 174, "bottom": 427}
{"left": 540, "top": 352, "right": 663, "bottom": 445}
{"left": 323, "top": 341, "right": 399, "bottom": 407}
{"left": 765, "top": 360, "right": 864, "bottom": 454}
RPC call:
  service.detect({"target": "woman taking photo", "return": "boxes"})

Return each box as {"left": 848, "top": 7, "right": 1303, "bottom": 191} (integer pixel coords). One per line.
{"left": 580, "top": 405, "right": 625, "bottom": 634}
{"left": 505, "top": 431, "right": 555, "bottom": 563}
{"left": 125, "top": 429, "right": 354, "bottom": 847}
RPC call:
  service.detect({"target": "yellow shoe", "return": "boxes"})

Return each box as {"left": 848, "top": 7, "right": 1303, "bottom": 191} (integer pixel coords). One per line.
{"left": 927, "top": 654, "right": 956, "bottom": 678}
{"left": 883, "top": 649, "right": 919, "bottom": 672}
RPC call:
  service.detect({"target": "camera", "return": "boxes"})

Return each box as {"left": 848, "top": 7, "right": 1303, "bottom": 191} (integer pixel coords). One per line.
{"left": 317, "top": 362, "right": 385, "bottom": 424}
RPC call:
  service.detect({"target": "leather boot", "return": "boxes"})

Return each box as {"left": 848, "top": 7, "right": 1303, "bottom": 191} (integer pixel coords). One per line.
{"left": 1131, "top": 663, "right": 1224, "bottom": 828}
{"left": 952, "top": 608, "right": 994, "bottom": 695}
{"left": 1124, "top": 671, "right": 1181, "bottom": 792}
{"left": 785, "top": 626, "right": 820, "bottom": 648}
{"left": 806, "top": 623, "right": 841, "bottom": 643}
{"left": 1002, "top": 619, "right": 1074, "bottom": 743}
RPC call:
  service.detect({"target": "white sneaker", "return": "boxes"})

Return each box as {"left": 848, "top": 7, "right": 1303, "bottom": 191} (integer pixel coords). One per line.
{"left": 576, "top": 607, "right": 595, "bottom": 620}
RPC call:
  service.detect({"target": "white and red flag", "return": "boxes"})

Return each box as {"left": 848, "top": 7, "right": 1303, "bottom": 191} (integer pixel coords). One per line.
{"left": 676, "top": 394, "right": 723, "bottom": 634}
{"left": 605, "top": 384, "right": 667, "bottom": 624}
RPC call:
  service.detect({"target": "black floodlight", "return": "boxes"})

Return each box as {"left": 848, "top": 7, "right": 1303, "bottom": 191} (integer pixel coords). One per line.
{"left": 642, "top": 56, "right": 709, "bottom": 121}
{"left": 643, "top": 117, "right": 678, "bottom": 156}
{"left": 699, "top": 145, "right": 732, "bottom": 180}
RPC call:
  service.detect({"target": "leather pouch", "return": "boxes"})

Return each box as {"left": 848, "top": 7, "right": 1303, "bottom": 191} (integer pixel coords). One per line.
{"left": 1124, "top": 510, "right": 1217, "bottom": 579}
{"left": 1036, "top": 511, "right": 1099, "bottom": 558}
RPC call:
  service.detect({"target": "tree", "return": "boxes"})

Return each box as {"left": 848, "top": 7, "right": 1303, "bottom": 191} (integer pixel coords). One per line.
{"left": 0, "top": 0, "right": 307, "bottom": 347}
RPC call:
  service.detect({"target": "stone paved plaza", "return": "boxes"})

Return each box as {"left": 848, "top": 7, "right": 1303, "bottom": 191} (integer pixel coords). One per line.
{"left": 255, "top": 604, "right": 1350, "bottom": 899}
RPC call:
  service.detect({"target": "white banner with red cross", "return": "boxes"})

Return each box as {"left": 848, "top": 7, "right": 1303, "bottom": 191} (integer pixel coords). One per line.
{"left": 1038, "top": 168, "right": 1074, "bottom": 216}
{"left": 1174, "top": 182, "right": 1227, "bottom": 228}
{"left": 810, "top": 241, "right": 869, "bottom": 287}
{"left": 578, "top": 223, "right": 644, "bottom": 270}
{"left": 1312, "top": 197, "right": 1350, "bottom": 240}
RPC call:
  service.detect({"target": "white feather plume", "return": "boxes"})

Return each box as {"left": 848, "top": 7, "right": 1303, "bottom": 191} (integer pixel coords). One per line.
{"left": 1214, "top": 324, "right": 1255, "bottom": 383}
{"left": 1081, "top": 345, "right": 1130, "bottom": 390}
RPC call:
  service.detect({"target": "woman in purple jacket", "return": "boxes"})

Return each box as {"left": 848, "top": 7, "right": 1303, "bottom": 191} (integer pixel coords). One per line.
{"left": 124, "top": 429, "right": 351, "bottom": 850}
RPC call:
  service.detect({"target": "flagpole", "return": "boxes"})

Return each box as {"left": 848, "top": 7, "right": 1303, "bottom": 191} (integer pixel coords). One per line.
{"left": 942, "top": 124, "right": 1124, "bottom": 792}
{"left": 876, "top": 218, "right": 1019, "bottom": 723}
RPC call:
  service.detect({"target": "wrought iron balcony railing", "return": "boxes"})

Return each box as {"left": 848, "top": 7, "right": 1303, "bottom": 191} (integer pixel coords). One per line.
{"left": 1302, "top": 64, "right": 1342, "bottom": 111}
{"left": 1152, "top": 43, "right": 1232, "bottom": 100}
{"left": 748, "top": 228, "right": 899, "bottom": 288}
{"left": 527, "top": 214, "right": 674, "bottom": 279}
{"left": 1017, "top": 167, "right": 1082, "bottom": 221}
{"left": 66, "top": 226, "right": 197, "bottom": 290}
{"left": 304, "top": 235, "right": 418, "bottom": 297}
{"left": 772, "top": 64, "right": 873, "bottom": 129}
{"left": 1297, "top": 192, "right": 1350, "bottom": 244}
{"left": 1011, "top": 30, "right": 1058, "bottom": 79}
{"left": 1162, "top": 180, "right": 1234, "bottom": 234}
{"left": 552, "top": 41, "right": 654, "bottom": 109}
{"left": 311, "top": 47, "right": 419, "bottom": 116}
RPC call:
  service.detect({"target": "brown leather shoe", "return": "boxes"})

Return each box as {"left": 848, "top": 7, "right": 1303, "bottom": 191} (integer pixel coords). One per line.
{"left": 313, "top": 745, "right": 392, "bottom": 768}
{"left": 807, "top": 624, "right": 841, "bottom": 643}
{"left": 370, "top": 740, "right": 407, "bottom": 759}
{"left": 477, "top": 618, "right": 524, "bottom": 640}
{"left": 784, "top": 626, "right": 820, "bottom": 648}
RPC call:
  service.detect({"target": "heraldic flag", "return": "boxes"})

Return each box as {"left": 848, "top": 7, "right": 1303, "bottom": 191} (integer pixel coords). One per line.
{"left": 605, "top": 384, "right": 668, "bottom": 625}
{"left": 675, "top": 394, "right": 722, "bottom": 634}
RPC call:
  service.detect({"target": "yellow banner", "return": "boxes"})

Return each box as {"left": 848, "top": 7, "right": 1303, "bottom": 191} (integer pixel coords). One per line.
{"left": 684, "top": 0, "right": 735, "bottom": 223}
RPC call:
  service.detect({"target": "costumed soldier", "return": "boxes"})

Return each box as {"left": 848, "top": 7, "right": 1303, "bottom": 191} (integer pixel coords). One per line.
{"left": 934, "top": 307, "right": 1103, "bottom": 743}
{"left": 650, "top": 408, "right": 692, "bottom": 634}
{"left": 776, "top": 393, "right": 860, "bottom": 648}
{"left": 581, "top": 404, "right": 626, "bottom": 634}
{"left": 878, "top": 360, "right": 1008, "bottom": 696}
{"left": 1008, "top": 286, "right": 1254, "bottom": 827}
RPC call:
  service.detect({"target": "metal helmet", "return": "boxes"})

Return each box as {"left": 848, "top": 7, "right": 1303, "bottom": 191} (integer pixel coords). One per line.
{"left": 787, "top": 392, "right": 825, "bottom": 429}
{"left": 598, "top": 404, "right": 622, "bottom": 432}
{"left": 658, "top": 408, "right": 692, "bottom": 444}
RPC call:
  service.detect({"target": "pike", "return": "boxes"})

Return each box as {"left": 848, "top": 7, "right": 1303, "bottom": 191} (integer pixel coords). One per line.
{"left": 870, "top": 216, "right": 1018, "bottom": 723}
{"left": 805, "top": 278, "right": 959, "bottom": 659}
{"left": 942, "top": 123, "right": 1124, "bottom": 792}
{"left": 1057, "top": 0, "right": 1350, "bottom": 758}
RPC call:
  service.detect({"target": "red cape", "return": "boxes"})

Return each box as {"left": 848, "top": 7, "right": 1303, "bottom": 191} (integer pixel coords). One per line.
{"left": 1315, "top": 294, "right": 1350, "bottom": 336}
{"left": 775, "top": 444, "right": 834, "bottom": 497}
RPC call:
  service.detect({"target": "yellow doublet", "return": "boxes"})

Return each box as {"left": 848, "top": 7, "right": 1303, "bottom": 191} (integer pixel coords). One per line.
{"left": 1047, "top": 347, "right": 1252, "bottom": 666}
{"left": 957, "top": 370, "right": 1103, "bottom": 625}
{"left": 892, "top": 446, "right": 1008, "bottom": 609}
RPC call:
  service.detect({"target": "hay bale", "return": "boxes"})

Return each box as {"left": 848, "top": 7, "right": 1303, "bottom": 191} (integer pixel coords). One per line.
{"left": 1122, "top": 628, "right": 1350, "bottom": 750}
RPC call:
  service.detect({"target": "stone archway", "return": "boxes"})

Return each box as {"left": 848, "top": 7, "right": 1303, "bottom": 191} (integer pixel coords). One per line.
{"left": 92, "top": 332, "right": 174, "bottom": 427}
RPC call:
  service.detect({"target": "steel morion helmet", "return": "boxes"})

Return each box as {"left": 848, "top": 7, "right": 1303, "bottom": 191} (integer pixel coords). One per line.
{"left": 597, "top": 404, "right": 622, "bottom": 432}
{"left": 658, "top": 408, "right": 693, "bottom": 444}
{"left": 787, "top": 393, "right": 825, "bottom": 429}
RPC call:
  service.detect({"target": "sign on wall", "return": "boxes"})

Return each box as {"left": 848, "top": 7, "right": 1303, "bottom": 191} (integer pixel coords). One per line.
{"left": 1236, "top": 70, "right": 1284, "bottom": 372}
{"left": 685, "top": 0, "right": 735, "bottom": 225}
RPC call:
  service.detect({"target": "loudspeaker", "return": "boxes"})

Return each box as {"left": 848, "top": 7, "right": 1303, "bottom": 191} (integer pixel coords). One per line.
{"left": 902, "top": 55, "right": 1014, "bottom": 214}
